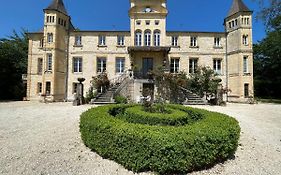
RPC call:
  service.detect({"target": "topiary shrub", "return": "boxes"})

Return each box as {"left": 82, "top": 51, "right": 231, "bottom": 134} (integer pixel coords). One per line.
{"left": 80, "top": 104, "right": 240, "bottom": 174}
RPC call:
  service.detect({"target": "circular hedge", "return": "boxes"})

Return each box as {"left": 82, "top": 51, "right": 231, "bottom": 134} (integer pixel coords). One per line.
{"left": 80, "top": 104, "right": 240, "bottom": 174}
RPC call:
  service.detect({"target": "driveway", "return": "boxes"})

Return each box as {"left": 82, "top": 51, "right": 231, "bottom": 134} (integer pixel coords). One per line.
{"left": 0, "top": 102, "right": 280, "bottom": 175}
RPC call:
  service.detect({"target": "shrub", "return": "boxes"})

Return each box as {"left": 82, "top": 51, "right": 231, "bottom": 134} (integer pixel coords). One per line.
{"left": 114, "top": 95, "right": 128, "bottom": 104}
{"left": 80, "top": 104, "right": 240, "bottom": 174}
{"left": 117, "top": 105, "right": 203, "bottom": 126}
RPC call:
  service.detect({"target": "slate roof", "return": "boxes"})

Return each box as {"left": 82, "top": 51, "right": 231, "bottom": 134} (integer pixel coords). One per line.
{"left": 44, "top": 0, "right": 68, "bottom": 15}
{"left": 227, "top": 0, "right": 252, "bottom": 17}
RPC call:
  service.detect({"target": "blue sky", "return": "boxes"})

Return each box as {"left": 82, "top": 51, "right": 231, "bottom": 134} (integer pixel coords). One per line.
{"left": 0, "top": 0, "right": 266, "bottom": 43}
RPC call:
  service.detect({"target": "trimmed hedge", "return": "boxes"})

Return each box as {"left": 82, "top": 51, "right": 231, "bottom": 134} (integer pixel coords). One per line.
{"left": 80, "top": 104, "right": 240, "bottom": 174}
{"left": 115, "top": 105, "right": 204, "bottom": 126}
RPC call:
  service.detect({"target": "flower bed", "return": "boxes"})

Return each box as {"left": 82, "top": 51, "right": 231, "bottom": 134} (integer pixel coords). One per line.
{"left": 80, "top": 104, "right": 240, "bottom": 174}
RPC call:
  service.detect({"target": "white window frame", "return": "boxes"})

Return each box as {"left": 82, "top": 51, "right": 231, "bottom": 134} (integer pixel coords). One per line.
{"left": 214, "top": 37, "right": 221, "bottom": 47}
{"left": 154, "top": 31, "right": 160, "bottom": 46}
{"left": 116, "top": 58, "right": 125, "bottom": 74}
{"left": 117, "top": 35, "right": 125, "bottom": 46}
{"left": 144, "top": 30, "right": 151, "bottom": 46}
{"left": 99, "top": 35, "right": 106, "bottom": 46}
{"left": 189, "top": 58, "right": 198, "bottom": 73}
{"left": 170, "top": 58, "right": 180, "bottom": 73}
{"left": 213, "top": 59, "right": 222, "bottom": 75}
{"left": 97, "top": 57, "right": 107, "bottom": 73}
{"left": 172, "top": 36, "right": 178, "bottom": 47}
{"left": 135, "top": 31, "right": 142, "bottom": 46}
{"left": 242, "top": 35, "right": 249, "bottom": 45}
{"left": 73, "top": 57, "right": 83, "bottom": 73}
{"left": 75, "top": 35, "right": 82, "bottom": 46}
{"left": 190, "top": 36, "right": 197, "bottom": 47}
{"left": 47, "top": 54, "right": 52, "bottom": 71}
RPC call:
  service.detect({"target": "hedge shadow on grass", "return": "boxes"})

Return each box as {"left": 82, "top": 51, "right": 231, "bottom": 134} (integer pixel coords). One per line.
{"left": 80, "top": 104, "right": 240, "bottom": 174}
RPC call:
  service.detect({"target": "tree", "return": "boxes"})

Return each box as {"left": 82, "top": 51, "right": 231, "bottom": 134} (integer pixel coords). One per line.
{"left": 187, "top": 67, "right": 221, "bottom": 99}
{"left": 253, "top": 0, "right": 281, "bottom": 98}
{"left": 0, "top": 30, "right": 28, "bottom": 100}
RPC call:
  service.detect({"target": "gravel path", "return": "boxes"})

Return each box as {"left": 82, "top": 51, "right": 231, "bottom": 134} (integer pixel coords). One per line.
{"left": 0, "top": 102, "right": 280, "bottom": 175}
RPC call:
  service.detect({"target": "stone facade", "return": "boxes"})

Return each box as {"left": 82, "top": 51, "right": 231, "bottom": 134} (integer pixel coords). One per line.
{"left": 26, "top": 0, "right": 254, "bottom": 102}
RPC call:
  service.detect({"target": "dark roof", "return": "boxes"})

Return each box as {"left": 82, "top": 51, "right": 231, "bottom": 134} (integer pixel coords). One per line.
{"left": 44, "top": 0, "right": 68, "bottom": 15}
{"left": 227, "top": 0, "right": 252, "bottom": 17}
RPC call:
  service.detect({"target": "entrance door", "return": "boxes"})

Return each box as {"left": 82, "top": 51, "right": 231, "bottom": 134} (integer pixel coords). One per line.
{"left": 142, "top": 58, "right": 153, "bottom": 78}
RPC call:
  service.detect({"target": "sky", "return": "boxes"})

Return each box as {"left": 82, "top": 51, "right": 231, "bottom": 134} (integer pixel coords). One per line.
{"left": 0, "top": 0, "right": 266, "bottom": 43}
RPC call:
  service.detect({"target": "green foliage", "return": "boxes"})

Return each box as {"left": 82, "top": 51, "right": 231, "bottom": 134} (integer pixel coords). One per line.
{"left": 116, "top": 105, "right": 204, "bottom": 126}
{"left": 80, "top": 104, "right": 240, "bottom": 174}
{"left": 152, "top": 68, "right": 188, "bottom": 104}
{"left": 188, "top": 67, "right": 221, "bottom": 98}
{"left": 0, "top": 29, "right": 28, "bottom": 100}
{"left": 91, "top": 73, "right": 110, "bottom": 91}
{"left": 85, "top": 86, "right": 97, "bottom": 103}
{"left": 114, "top": 95, "right": 128, "bottom": 104}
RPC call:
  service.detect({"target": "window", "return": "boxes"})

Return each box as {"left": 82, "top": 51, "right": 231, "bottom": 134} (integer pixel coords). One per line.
{"left": 189, "top": 58, "right": 198, "bottom": 73}
{"left": 235, "top": 19, "right": 238, "bottom": 26}
{"left": 144, "top": 30, "right": 151, "bottom": 46}
{"left": 232, "top": 21, "right": 235, "bottom": 28}
{"left": 155, "top": 20, "right": 159, "bottom": 25}
{"left": 46, "top": 16, "right": 55, "bottom": 23}
{"left": 40, "top": 39, "right": 44, "bottom": 48}
{"left": 214, "top": 37, "right": 221, "bottom": 47}
{"left": 145, "top": 20, "right": 150, "bottom": 25}
{"left": 242, "top": 35, "right": 249, "bottom": 45}
{"left": 73, "top": 83, "right": 78, "bottom": 94}
{"left": 97, "top": 58, "right": 107, "bottom": 73}
{"left": 75, "top": 35, "right": 82, "bottom": 46}
{"left": 243, "top": 56, "right": 249, "bottom": 73}
{"left": 117, "top": 35, "right": 125, "bottom": 46}
{"left": 135, "top": 31, "right": 142, "bottom": 46}
{"left": 229, "top": 22, "right": 231, "bottom": 28}
{"left": 99, "top": 35, "right": 106, "bottom": 46}
{"left": 213, "top": 59, "right": 222, "bottom": 75}
{"left": 37, "top": 82, "right": 42, "bottom": 94}
{"left": 73, "top": 57, "right": 82, "bottom": 73}
{"left": 190, "top": 37, "right": 197, "bottom": 47}
{"left": 116, "top": 58, "right": 125, "bottom": 73}
{"left": 136, "top": 20, "right": 141, "bottom": 25}
{"left": 47, "top": 54, "right": 52, "bottom": 71}
{"left": 46, "top": 82, "right": 51, "bottom": 96}
{"left": 47, "top": 33, "right": 53, "bottom": 43}
{"left": 154, "top": 30, "right": 160, "bottom": 46}
{"left": 37, "top": 58, "right": 43, "bottom": 75}
{"left": 172, "top": 36, "right": 178, "bottom": 47}
{"left": 244, "top": 84, "right": 249, "bottom": 97}
{"left": 170, "top": 58, "right": 180, "bottom": 73}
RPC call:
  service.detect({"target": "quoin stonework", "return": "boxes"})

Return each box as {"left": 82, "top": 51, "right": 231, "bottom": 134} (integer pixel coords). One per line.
{"left": 26, "top": 0, "right": 254, "bottom": 103}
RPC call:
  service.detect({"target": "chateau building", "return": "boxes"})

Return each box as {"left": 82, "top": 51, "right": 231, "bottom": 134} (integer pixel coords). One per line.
{"left": 26, "top": 0, "right": 254, "bottom": 102}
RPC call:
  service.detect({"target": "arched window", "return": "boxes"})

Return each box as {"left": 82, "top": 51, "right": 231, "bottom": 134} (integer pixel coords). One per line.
{"left": 154, "top": 30, "right": 161, "bottom": 46}
{"left": 135, "top": 30, "right": 142, "bottom": 46}
{"left": 144, "top": 30, "right": 151, "bottom": 46}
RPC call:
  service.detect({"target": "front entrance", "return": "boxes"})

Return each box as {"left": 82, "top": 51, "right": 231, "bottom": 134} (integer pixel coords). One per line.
{"left": 142, "top": 58, "right": 153, "bottom": 78}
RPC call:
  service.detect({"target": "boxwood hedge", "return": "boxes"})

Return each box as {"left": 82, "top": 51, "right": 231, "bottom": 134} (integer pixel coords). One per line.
{"left": 80, "top": 104, "right": 240, "bottom": 174}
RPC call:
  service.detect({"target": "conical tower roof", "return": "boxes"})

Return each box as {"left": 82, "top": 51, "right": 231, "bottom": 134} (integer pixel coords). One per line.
{"left": 227, "top": 0, "right": 252, "bottom": 17}
{"left": 44, "top": 0, "right": 68, "bottom": 15}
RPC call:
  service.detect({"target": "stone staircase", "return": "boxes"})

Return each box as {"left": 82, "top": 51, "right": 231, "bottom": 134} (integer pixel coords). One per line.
{"left": 91, "top": 72, "right": 130, "bottom": 104}
{"left": 181, "top": 87, "right": 207, "bottom": 105}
